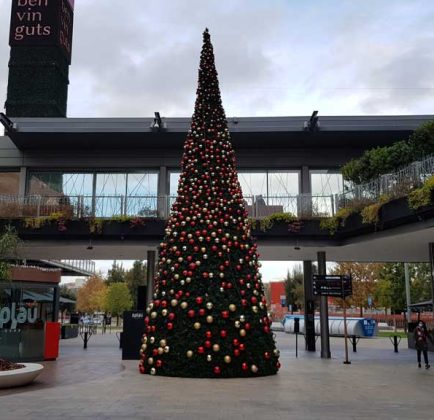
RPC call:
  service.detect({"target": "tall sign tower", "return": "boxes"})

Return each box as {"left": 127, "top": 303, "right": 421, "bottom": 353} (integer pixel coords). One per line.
{"left": 6, "top": 0, "right": 74, "bottom": 117}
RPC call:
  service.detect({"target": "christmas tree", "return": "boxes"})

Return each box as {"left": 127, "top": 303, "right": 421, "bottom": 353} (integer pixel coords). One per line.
{"left": 139, "top": 29, "right": 280, "bottom": 378}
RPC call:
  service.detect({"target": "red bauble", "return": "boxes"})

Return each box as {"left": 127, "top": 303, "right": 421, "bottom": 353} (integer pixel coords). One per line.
{"left": 241, "top": 363, "right": 248, "bottom": 371}
{"left": 239, "top": 343, "right": 245, "bottom": 351}
{"left": 251, "top": 297, "right": 258, "bottom": 304}
{"left": 221, "top": 311, "right": 229, "bottom": 319}
{"left": 213, "top": 366, "right": 221, "bottom": 375}
{"left": 264, "top": 352, "right": 271, "bottom": 360}
{"left": 232, "top": 338, "right": 239, "bottom": 347}
{"left": 199, "top": 308, "right": 206, "bottom": 316}
{"left": 220, "top": 329, "right": 227, "bottom": 338}
{"left": 167, "top": 322, "right": 174, "bottom": 330}
{"left": 245, "top": 323, "right": 251, "bottom": 331}
{"left": 156, "top": 360, "right": 163, "bottom": 368}
{"left": 187, "top": 310, "right": 195, "bottom": 318}
{"left": 196, "top": 297, "right": 203, "bottom": 305}
{"left": 153, "top": 349, "right": 158, "bottom": 356}
{"left": 233, "top": 349, "right": 240, "bottom": 357}
{"left": 205, "top": 340, "right": 212, "bottom": 348}
{"left": 168, "top": 313, "right": 175, "bottom": 321}
{"left": 205, "top": 330, "right": 212, "bottom": 339}
{"left": 263, "top": 326, "right": 270, "bottom": 333}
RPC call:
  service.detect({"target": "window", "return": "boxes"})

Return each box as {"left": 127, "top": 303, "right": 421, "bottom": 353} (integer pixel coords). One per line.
{"left": 310, "top": 170, "right": 344, "bottom": 216}
{"left": 0, "top": 171, "right": 20, "bottom": 195}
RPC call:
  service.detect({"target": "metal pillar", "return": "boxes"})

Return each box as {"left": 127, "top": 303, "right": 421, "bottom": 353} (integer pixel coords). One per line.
{"left": 157, "top": 166, "right": 168, "bottom": 218}
{"left": 303, "top": 260, "right": 316, "bottom": 351}
{"left": 318, "top": 251, "right": 331, "bottom": 358}
{"left": 430, "top": 243, "right": 434, "bottom": 320}
{"left": 146, "top": 250, "right": 156, "bottom": 307}
{"left": 404, "top": 263, "right": 411, "bottom": 323}
{"left": 18, "top": 167, "right": 27, "bottom": 196}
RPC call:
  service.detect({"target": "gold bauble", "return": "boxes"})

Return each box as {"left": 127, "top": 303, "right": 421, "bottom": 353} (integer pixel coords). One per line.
{"left": 213, "top": 344, "right": 220, "bottom": 352}
{"left": 150, "top": 367, "right": 156, "bottom": 375}
{"left": 252, "top": 306, "right": 258, "bottom": 313}
{"left": 150, "top": 337, "right": 155, "bottom": 344}
{"left": 181, "top": 302, "right": 188, "bottom": 309}
{"left": 239, "top": 329, "right": 247, "bottom": 337}
{"left": 164, "top": 346, "right": 170, "bottom": 353}
{"left": 157, "top": 347, "right": 164, "bottom": 355}
{"left": 194, "top": 322, "right": 201, "bottom": 330}
{"left": 160, "top": 339, "right": 167, "bottom": 347}
{"left": 171, "top": 299, "right": 178, "bottom": 307}
{"left": 229, "top": 304, "right": 236, "bottom": 312}
{"left": 162, "top": 309, "right": 168, "bottom": 316}
{"left": 150, "top": 311, "right": 157, "bottom": 319}
{"left": 206, "top": 302, "right": 213, "bottom": 310}
{"left": 207, "top": 355, "right": 212, "bottom": 362}
{"left": 206, "top": 315, "right": 214, "bottom": 323}
{"left": 224, "top": 355, "right": 232, "bottom": 364}
{"left": 147, "top": 357, "right": 154, "bottom": 365}
{"left": 186, "top": 350, "right": 193, "bottom": 358}
{"left": 234, "top": 321, "right": 241, "bottom": 328}
{"left": 251, "top": 364, "right": 258, "bottom": 373}
{"left": 141, "top": 344, "right": 147, "bottom": 351}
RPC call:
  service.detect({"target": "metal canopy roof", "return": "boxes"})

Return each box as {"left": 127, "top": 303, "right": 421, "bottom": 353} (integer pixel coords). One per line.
{"left": 5, "top": 115, "right": 433, "bottom": 151}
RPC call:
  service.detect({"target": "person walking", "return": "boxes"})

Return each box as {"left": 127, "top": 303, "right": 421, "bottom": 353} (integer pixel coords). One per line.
{"left": 414, "top": 320, "right": 432, "bottom": 369}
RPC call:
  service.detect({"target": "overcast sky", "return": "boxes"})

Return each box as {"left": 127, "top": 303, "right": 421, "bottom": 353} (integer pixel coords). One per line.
{"left": 1, "top": 0, "right": 434, "bottom": 118}
{"left": 2, "top": 1, "right": 434, "bottom": 281}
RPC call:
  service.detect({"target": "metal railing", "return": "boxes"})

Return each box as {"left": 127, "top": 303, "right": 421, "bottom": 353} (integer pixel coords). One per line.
{"left": 338, "top": 155, "right": 434, "bottom": 208}
{"left": 0, "top": 194, "right": 338, "bottom": 219}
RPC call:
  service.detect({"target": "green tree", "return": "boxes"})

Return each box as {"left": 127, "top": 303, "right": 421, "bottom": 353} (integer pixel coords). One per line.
{"left": 104, "top": 282, "right": 133, "bottom": 326}
{"left": 125, "top": 260, "right": 147, "bottom": 305}
{"left": 410, "top": 263, "right": 432, "bottom": 303}
{"left": 106, "top": 260, "right": 126, "bottom": 284}
{"left": 284, "top": 265, "right": 304, "bottom": 312}
{"left": 374, "top": 277, "right": 393, "bottom": 314}
{"left": 377, "top": 263, "right": 406, "bottom": 314}
{"left": 0, "top": 226, "right": 20, "bottom": 281}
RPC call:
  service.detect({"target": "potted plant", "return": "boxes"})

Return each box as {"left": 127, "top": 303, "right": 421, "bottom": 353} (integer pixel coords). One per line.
{"left": 0, "top": 358, "right": 44, "bottom": 389}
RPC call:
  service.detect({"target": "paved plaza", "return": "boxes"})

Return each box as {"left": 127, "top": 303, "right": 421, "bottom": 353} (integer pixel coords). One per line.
{"left": 1, "top": 331, "right": 433, "bottom": 420}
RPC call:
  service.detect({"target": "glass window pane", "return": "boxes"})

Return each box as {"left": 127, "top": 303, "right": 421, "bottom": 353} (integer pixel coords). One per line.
{"left": 0, "top": 172, "right": 20, "bottom": 195}
{"left": 28, "top": 172, "right": 93, "bottom": 196}
{"left": 268, "top": 171, "right": 299, "bottom": 196}
{"left": 238, "top": 172, "right": 267, "bottom": 198}
{"left": 310, "top": 170, "right": 344, "bottom": 216}
{"left": 169, "top": 171, "right": 181, "bottom": 197}
{"left": 127, "top": 173, "right": 158, "bottom": 196}
{"left": 310, "top": 171, "right": 343, "bottom": 196}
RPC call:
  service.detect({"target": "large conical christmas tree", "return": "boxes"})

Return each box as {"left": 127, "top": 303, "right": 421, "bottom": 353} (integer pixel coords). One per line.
{"left": 139, "top": 29, "right": 280, "bottom": 378}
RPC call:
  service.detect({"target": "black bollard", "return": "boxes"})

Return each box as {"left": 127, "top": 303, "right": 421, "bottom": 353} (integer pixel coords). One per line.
{"left": 351, "top": 335, "right": 357, "bottom": 352}
{"left": 84, "top": 331, "right": 88, "bottom": 349}
{"left": 393, "top": 335, "right": 399, "bottom": 353}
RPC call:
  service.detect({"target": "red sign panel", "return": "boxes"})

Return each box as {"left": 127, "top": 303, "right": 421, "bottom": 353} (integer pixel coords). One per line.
{"left": 9, "top": 0, "right": 74, "bottom": 63}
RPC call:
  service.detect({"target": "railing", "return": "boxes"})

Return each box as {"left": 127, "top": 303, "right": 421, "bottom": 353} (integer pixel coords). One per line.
{"left": 53, "top": 259, "right": 96, "bottom": 274}
{"left": 338, "top": 155, "right": 434, "bottom": 208}
{"left": 0, "top": 194, "right": 338, "bottom": 219}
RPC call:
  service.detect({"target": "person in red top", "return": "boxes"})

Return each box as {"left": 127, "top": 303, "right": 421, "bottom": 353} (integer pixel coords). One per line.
{"left": 414, "top": 321, "right": 433, "bottom": 369}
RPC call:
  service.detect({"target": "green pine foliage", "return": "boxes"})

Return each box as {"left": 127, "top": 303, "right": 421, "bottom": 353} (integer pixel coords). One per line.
{"left": 139, "top": 30, "right": 280, "bottom": 378}
{"left": 341, "top": 121, "right": 434, "bottom": 184}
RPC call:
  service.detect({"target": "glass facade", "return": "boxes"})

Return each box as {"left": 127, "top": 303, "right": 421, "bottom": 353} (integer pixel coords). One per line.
{"left": 0, "top": 282, "right": 57, "bottom": 361}
{"left": 310, "top": 170, "right": 344, "bottom": 216}
{"left": 0, "top": 171, "right": 20, "bottom": 195}
{"left": 27, "top": 171, "right": 159, "bottom": 217}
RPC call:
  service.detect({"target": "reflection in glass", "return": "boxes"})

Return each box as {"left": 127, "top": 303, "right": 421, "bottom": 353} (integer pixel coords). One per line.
{"left": 0, "top": 172, "right": 20, "bottom": 195}
{"left": 310, "top": 170, "right": 344, "bottom": 216}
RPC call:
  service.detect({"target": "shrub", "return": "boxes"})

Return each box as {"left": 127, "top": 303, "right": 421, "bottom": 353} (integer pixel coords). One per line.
{"left": 259, "top": 212, "right": 297, "bottom": 232}
{"left": 408, "top": 175, "right": 434, "bottom": 210}
{"left": 360, "top": 195, "right": 391, "bottom": 225}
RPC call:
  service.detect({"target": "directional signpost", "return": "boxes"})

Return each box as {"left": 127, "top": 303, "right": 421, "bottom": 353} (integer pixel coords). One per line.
{"left": 313, "top": 274, "right": 353, "bottom": 364}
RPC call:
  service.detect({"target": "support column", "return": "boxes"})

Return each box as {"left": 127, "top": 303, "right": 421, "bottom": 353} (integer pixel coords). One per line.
{"left": 18, "top": 166, "right": 27, "bottom": 196}
{"left": 300, "top": 165, "right": 312, "bottom": 217}
{"left": 318, "top": 251, "right": 331, "bottom": 358}
{"left": 157, "top": 166, "right": 168, "bottom": 218}
{"left": 430, "top": 243, "right": 434, "bottom": 320}
{"left": 146, "top": 250, "right": 156, "bottom": 307}
{"left": 404, "top": 263, "right": 411, "bottom": 323}
{"left": 303, "top": 260, "right": 316, "bottom": 351}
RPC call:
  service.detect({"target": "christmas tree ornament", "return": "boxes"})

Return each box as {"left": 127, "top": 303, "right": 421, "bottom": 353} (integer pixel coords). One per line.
{"left": 139, "top": 28, "right": 279, "bottom": 378}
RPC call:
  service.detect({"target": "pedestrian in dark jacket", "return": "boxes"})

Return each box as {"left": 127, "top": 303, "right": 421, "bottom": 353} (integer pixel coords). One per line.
{"left": 414, "top": 321, "right": 432, "bottom": 369}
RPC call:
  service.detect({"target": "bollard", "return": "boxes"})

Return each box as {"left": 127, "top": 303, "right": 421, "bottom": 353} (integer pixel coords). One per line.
{"left": 84, "top": 331, "right": 88, "bottom": 349}
{"left": 393, "top": 335, "right": 400, "bottom": 353}
{"left": 351, "top": 335, "right": 357, "bottom": 352}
